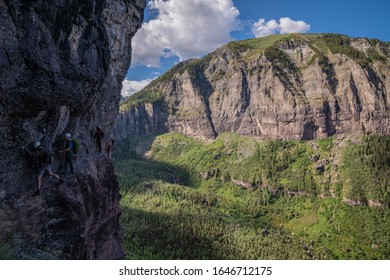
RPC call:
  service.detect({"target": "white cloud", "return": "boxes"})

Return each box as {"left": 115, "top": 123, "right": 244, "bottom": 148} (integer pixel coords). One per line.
{"left": 121, "top": 78, "right": 155, "bottom": 97}
{"left": 132, "top": 0, "right": 240, "bottom": 67}
{"left": 279, "top": 17, "right": 311, "bottom": 34}
{"left": 251, "top": 17, "right": 310, "bottom": 38}
{"left": 251, "top": 19, "right": 279, "bottom": 37}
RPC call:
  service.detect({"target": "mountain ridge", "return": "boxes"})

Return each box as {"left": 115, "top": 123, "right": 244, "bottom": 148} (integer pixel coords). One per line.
{"left": 115, "top": 33, "right": 390, "bottom": 141}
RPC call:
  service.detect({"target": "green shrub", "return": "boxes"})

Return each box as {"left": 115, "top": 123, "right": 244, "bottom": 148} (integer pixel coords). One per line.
{"left": 342, "top": 136, "right": 390, "bottom": 202}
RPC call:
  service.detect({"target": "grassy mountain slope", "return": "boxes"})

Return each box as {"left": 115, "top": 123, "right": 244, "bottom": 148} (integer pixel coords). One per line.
{"left": 114, "top": 133, "right": 390, "bottom": 259}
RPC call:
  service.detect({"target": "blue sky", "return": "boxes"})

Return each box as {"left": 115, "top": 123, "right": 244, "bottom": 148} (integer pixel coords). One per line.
{"left": 122, "top": 0, "right": 390, "bottom": 96}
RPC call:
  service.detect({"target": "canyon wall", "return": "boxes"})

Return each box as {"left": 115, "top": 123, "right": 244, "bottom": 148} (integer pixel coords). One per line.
{"left": 116, "top": 34, "right": 390, "bottom": 141}
{"left": 0, "top": 0, "right": 145, "bottom": 259}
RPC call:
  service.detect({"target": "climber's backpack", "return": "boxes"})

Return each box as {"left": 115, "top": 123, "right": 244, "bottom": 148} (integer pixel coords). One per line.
{"left": 42, "top": 150, "right": 54, "bottom": 164}
{"left": 72, "top": 139, "right": 79, "bottom": 155}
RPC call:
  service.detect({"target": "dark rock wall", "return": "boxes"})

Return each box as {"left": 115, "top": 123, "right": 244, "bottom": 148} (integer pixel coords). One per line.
{"left": 0, "top": 0, "right": 145, "bottom": 259}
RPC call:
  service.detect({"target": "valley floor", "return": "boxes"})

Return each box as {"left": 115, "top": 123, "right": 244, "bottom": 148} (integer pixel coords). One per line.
{"left": 114, "top": 133, "right": 390, "bottom": 259}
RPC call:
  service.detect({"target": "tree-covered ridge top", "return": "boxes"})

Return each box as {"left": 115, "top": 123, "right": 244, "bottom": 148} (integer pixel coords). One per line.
{"left": 227, "top": 33, "right": 296, "bottom": 51}
{"left": 227, "top": 33, "right": 389, "bottom": 53}
{"left": 120, "top": 33, "right": 389, "bottom": 112}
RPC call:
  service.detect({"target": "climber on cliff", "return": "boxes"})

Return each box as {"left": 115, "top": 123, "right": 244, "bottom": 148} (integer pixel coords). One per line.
{"left": 105, "top": 135, "right": 115, "bottom": 158}
{"left": 23, "top": 141, "right": 63, "bottom": 196}
{"left": 93, "top": 125, "right": 105, "bottom": 154}
{"left": 63, "top": 132, "right": 75, "bottom": 176}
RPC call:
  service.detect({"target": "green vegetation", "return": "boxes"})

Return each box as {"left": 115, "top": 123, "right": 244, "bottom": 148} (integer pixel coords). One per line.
{"left": 306, "top": 34, "right": 388, "bottom": 67}
{"left": 322, "top": 34, "right": 370, "bottom": 66}
{"left": 317, "top": 54, "right": 338, "bottom": 87}
{"left": 316, "top": 136, "right": 334, "bottom": 154}
{"left": 227, "top": 34, "right": 293, "bottom": 53}
{"left": 263, "top": 45, "right": 301, "bottom": 94}
{"left": 155, "top": 57, "right": 212, "bottom": 84}
{"left": 227, "top": 33, "right": 388, "bottom": 66}
{"left": 342, "top": 136, "right": 390, "bottom": 203}
{"left": 366, "top": 47, "right": 387, "bottom": 62}
{"left": 264, "top": 45, "right": 298, "bottom": 72}
{"left": 115, "top": 132, "right": 390, "bottom": 259}
{"left": 183, "top": 55, "right": 213, "bottom": 77}
{"left": 120, "top": 90, "right": 162, "bottom": 112}
{"left": 121, "top": 181, "right": 333, "bottom": 259}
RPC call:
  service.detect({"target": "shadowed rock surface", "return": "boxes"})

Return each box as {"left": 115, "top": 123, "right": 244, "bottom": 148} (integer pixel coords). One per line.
{"left": 116, "top": 34, "right": 390, "bottom": 141}
{"left": 0, "top": 0, "right": 145, "bottom": 259}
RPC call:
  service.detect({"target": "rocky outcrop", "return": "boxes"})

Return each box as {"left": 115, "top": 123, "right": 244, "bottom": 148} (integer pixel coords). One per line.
{"left": 115, "top": 102, "right": 169, "bottom": 137}
{"left": 1, "top": 157, "right": 123, "bottom": 259}
{"left": 0, "top": 0, "right": 145, "bottom": 259}
{"left": 116, "top": 34, "right": 390, "bottom": 141}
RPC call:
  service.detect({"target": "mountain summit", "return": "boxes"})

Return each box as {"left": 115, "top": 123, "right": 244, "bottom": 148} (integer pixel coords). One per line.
{"left": 116, "top": 34, "right": 390, "bottom": 141}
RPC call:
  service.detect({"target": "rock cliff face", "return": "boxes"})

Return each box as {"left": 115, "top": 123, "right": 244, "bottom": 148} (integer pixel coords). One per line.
{"left": 116, "top": 34, "right": 390, "bottom": 141}
{"left": 0, "top": 0, "right": 145, "bottom": 259}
